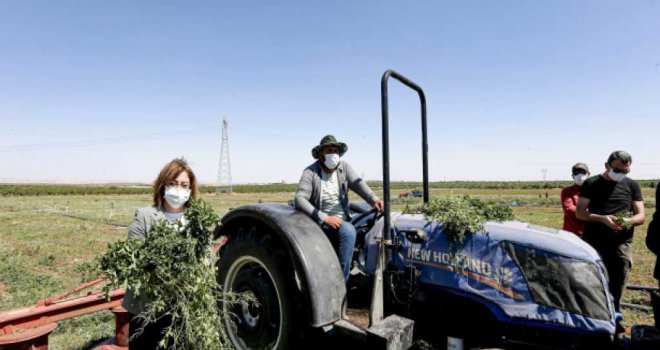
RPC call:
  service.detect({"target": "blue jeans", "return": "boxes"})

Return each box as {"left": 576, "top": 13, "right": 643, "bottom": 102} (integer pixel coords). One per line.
{"left": 323, "top": 221, "right": 357, "bottom": 282}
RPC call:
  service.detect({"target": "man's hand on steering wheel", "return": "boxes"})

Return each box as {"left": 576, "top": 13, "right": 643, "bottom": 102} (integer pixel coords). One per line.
{"left": 374, "top": 200, "right": 384, "bottom": 213}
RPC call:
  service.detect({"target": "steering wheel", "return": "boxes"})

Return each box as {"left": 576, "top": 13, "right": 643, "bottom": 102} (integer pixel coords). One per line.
{"left": 369, "top": 208, "right": 384, "bottom": 227}
{"left": 351, "top": 207, "right": 384, "bottom": 227}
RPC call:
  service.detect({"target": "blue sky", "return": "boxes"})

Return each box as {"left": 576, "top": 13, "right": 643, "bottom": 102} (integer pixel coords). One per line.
{"left": 1, "top": 1, "right": 659, "bottom": 184}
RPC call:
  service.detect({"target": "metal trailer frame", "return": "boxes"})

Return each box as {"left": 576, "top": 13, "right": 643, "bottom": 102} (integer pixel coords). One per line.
{"left": 0, "top": 279, "right": 128, "bottom": 350}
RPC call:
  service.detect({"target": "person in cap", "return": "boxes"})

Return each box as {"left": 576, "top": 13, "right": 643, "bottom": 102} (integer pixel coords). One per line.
{"left": 577, "top": 150, "right": 645, "bottom": 335}
{"left": 560, "top": 162, "right": 590, "bottom": 237}
{"left": 295, "top": 135, "right": 384, "bottom": 282}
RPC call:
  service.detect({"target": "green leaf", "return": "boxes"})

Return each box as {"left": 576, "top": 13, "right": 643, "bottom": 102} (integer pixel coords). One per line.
{"left": 422, "top": 195, "right": 514, "bottom": 251}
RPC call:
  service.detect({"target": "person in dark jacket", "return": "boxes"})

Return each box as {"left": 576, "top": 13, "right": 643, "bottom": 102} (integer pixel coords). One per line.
{"left": 646, "top": 185, "right": 660, "bottom": 328}
{"left": 295, "top": 135, "right": 384, "bottom": 281}
{"left": 646, "top": 186, "right": 660, "bottom": 282}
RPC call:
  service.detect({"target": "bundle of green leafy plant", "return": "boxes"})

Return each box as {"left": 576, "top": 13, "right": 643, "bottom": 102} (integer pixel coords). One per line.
{"left": 614, "top": 211, "right": 633, "bottom": 230}
{"left": 84, "top": 199, "right": 246, "bottom": 349}
{"left": 421, "top": 196, "right": 514, "bottom": 250}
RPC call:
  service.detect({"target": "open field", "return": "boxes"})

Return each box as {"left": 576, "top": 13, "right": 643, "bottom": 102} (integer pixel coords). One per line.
{"left": 0, "top": 187, "right": 657, "bottom": 349}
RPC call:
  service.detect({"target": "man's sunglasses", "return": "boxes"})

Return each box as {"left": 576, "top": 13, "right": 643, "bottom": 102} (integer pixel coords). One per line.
{"left": 610, "top": 168, "right": 630, "bottom": 174}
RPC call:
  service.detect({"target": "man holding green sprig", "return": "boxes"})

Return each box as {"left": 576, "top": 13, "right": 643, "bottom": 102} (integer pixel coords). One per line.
{"left": 577, "top": 150, "right": 645, "bottom": 335}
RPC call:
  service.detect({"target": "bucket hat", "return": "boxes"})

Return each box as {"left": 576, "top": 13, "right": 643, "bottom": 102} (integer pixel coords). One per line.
{"left": 311, "top": 135, "right": 348, "bottom": 159}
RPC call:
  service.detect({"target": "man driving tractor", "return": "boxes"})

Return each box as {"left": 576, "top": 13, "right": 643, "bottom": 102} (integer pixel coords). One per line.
{"left": 295, "top": 135, "right": 384, "bottom": 281}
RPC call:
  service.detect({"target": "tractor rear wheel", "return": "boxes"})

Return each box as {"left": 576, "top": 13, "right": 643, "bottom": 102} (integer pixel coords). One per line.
{"left": 217, "top": 226, "right": 300, "bottom": 350}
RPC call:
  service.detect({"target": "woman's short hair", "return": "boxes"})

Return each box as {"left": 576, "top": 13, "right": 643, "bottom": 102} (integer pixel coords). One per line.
{"left": 153, "top": 158, "right": 199, "bottom": 208}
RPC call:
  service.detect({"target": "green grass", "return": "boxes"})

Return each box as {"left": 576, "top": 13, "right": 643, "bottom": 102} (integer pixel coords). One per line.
{"left": 0, "top": 189, "right": 657, "bottom": 348}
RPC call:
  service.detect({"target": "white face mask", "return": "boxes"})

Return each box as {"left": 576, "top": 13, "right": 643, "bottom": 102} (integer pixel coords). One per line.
{"left": 323, "top": 153, "right": 340, "bottom": 169}
{"left": 573, "top": 173, "right": 587, "bottom": 186}
{"left": 164, "top": 186, "right": 191, "bottom": 209}
{"left": 608, "top": 169, "right": 627, "bottom": 182}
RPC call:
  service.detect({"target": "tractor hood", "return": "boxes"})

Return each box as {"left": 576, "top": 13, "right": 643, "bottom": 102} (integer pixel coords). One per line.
{"left": 393, "top": 214, "right": 602, "bottom": 262}
{"left": 364, "top": 213, "right": 616, "bottom": 336}
{"left": 482, "top": 220, "right": 601, "bottom": 261}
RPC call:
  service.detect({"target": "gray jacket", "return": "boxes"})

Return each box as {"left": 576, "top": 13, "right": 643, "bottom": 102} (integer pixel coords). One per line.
{"left": 121, "top": 206, "right": 167, "bottom": 315}
{"left": 295, "top": 160, "right": 379, "bottom": 225}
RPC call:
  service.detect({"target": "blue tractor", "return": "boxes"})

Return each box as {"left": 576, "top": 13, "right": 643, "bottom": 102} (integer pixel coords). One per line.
{"left": 215, "top": 70, "right": 617, "bottom": 349}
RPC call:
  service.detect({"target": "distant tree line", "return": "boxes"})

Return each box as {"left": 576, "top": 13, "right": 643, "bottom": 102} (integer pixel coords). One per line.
{"left": 0, "top": 184, "right": 151, "bottom": 196}
{"left": 371, "top": 180, "right": 658, "bottom": 190}
{"left": 0, "top": 184, "right": 300, "bottom": 196}
{"left": 1, "top": 180, "right": 657, "bottom": 196}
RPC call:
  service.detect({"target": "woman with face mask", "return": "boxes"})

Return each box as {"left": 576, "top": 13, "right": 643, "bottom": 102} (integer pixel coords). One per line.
{"left": 121, "top": 158, "right": 199, "bottom": 350}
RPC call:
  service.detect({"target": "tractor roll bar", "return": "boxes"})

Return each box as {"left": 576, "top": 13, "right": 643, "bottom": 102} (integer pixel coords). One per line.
{"left": 380, "top": 69, "right": 429, "bottom": 243}
{"left": 370, "top": 70, "right": 428, "bottom": 326}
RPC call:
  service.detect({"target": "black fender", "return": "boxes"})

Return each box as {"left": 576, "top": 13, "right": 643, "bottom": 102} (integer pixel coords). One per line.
{"left": 217, "top": 203, "right": 345, "bottom": 327}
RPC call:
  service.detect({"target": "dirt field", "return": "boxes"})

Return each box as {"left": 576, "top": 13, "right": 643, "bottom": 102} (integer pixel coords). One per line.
{"left": 0, "top": 188, "right": 656, "bottom": 349}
